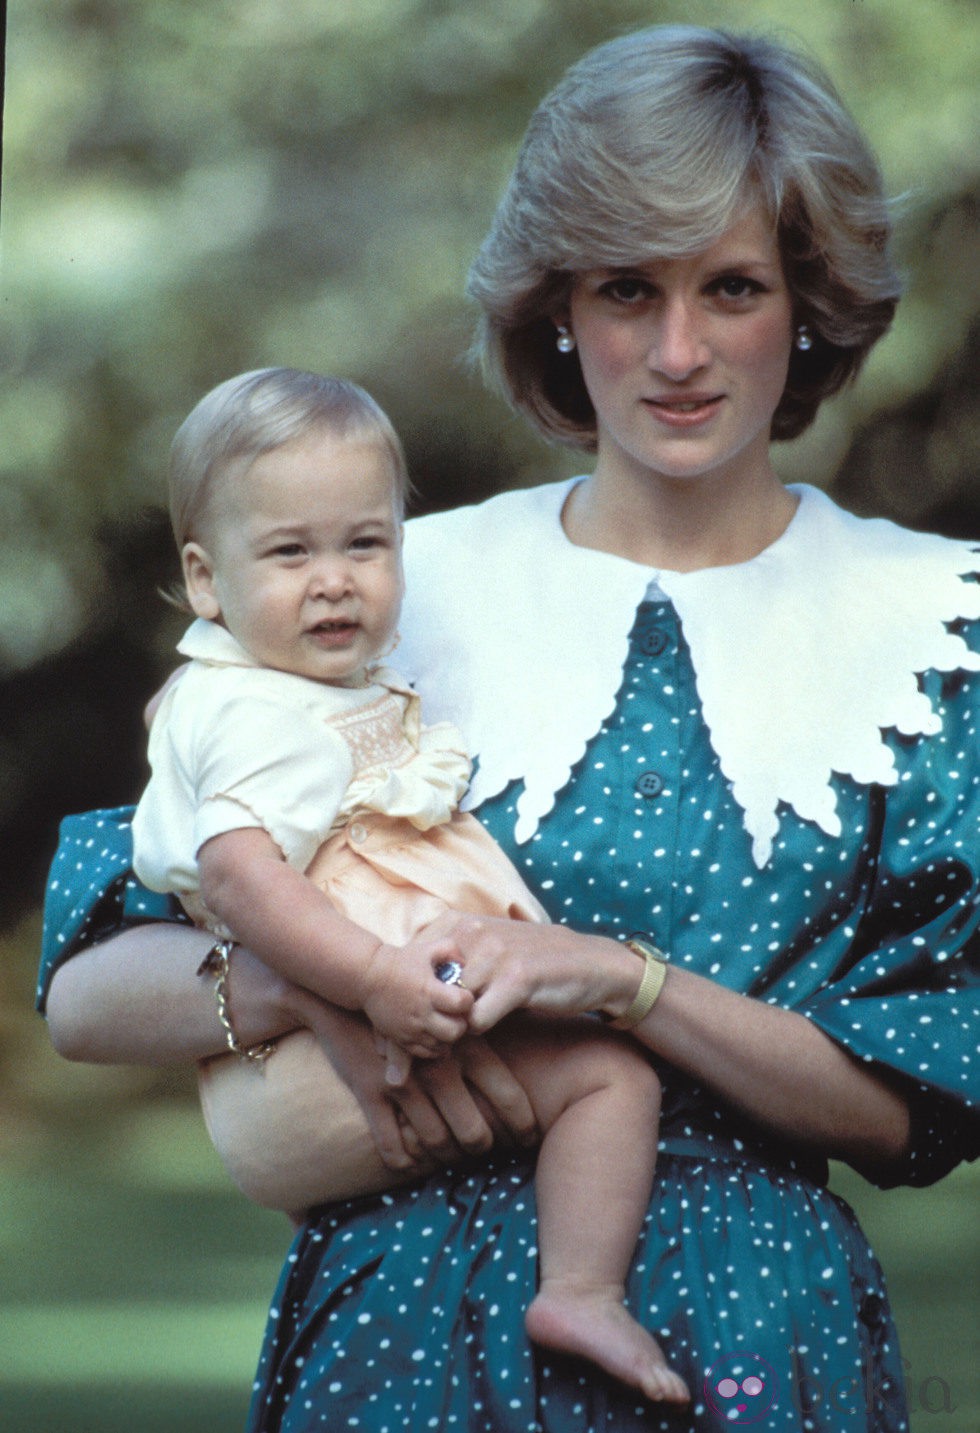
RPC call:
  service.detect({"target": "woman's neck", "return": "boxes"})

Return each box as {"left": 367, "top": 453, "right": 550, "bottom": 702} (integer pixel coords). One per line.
{"left": 561, "top": 464, "right": 798, "bottom": 573}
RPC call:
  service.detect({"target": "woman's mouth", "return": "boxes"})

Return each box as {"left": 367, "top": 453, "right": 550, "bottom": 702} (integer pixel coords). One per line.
{"left": 644, "top": 395, "right": 724, "bottom": 427}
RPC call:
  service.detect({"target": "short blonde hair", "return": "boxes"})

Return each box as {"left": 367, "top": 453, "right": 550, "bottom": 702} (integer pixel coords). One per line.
{"left": 169, "top": 368, "right": 409, "bottom": 548}
{"left": 467, "top": 25, "right": 901, "bottom": 446}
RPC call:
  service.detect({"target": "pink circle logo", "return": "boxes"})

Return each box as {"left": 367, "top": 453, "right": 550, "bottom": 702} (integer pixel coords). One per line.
{"left": 704, "top": 1352, "right": 779, "bottom": 1423}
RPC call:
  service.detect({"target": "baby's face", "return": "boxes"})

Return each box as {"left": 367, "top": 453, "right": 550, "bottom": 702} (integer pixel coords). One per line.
{"left": 183, "top": 428, "right": 404, "bottom": 685}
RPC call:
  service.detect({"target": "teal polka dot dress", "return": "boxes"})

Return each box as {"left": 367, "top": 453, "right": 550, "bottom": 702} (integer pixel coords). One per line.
{"left": 39, "top": 599, "right": 979, "bottom": 1431}
{"left": 235, "top": 601, "right": 978, "bottom": 1432}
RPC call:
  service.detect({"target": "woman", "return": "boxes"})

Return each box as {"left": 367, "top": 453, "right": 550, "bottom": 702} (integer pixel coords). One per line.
{"left": 39, "top": 25, "right": 979, "bottom": 1433}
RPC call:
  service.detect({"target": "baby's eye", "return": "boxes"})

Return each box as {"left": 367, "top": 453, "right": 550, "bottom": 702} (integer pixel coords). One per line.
{"left": 350, "top": 534, "right": 387, "bottom": 553}
{"left": 271, "top": 543, "right": 306, "bottom": 559}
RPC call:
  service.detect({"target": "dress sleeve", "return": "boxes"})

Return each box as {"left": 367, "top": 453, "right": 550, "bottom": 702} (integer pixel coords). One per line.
{"left": 37, "top": 806, "right": 186, "bottom": 1013}
{"left": 799, "top": 643, "right": 980, "bottom": 1188}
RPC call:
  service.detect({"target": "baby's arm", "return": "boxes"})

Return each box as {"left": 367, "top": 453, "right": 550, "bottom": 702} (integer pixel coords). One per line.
{"left": 198, "top": 826, "right": 472, "bottom": 1059}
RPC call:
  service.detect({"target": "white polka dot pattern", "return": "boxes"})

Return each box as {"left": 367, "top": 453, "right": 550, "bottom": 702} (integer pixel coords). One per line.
{"left": 37, "top": 602, "right": 979, "bottom": 1432}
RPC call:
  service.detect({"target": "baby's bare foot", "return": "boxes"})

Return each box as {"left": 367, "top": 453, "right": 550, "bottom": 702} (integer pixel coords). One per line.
{"left": 526, "top": 1281, "right": 689, "bottom": 1404}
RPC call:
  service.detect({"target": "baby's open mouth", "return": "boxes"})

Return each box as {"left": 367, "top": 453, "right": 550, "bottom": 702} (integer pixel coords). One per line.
{"left": 307, "top": 620, "right": 357, "bottom": 642}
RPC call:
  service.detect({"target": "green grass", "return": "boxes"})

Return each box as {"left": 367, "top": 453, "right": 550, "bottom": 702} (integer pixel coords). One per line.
{"left": 0, "top": 1103, "right": 288, "bottom": 1433}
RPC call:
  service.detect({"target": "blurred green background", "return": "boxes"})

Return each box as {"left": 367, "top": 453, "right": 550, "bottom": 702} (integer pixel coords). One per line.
{"left": 1, "top": 0, "right": 978, "bottom": 1429}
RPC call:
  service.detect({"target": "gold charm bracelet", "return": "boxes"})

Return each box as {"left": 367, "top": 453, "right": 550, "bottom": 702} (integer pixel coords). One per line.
{"left": 197, "top": 938, "right": 276, "bottom": 1065}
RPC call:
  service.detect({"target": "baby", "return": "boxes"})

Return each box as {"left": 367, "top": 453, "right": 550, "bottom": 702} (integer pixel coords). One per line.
{"left": 132, "top": 367, "right": 687, "bottom": 1404}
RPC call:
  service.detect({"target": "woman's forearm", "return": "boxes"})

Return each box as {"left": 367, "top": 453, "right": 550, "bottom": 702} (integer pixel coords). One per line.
{"left": 633, "top": 964, "right": 911, "bottom": 1178}
{"left": 44, "top": 923, "right": 540, "bottom": 1213}
{"left": 44, "top": 924, "right": 298, "bottom": 1065}
{"left": 451, "top": 916, "right": 912, "bottom": 1179}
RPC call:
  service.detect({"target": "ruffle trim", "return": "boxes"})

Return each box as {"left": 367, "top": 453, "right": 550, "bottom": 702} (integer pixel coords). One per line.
{"left": 341, "top": 718, "right": 472, "bottom": 833}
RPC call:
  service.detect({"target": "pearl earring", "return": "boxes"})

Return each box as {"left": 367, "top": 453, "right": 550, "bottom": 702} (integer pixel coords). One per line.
{"left": 795, "top": 324, "right": 813, "bottom": 352}
{"left": 556, "top": 324, "right": 576, "bottom": 354}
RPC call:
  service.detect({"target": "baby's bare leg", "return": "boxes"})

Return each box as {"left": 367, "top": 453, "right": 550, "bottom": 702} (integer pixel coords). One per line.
{"left": 487, "top": 1016, "right": 688, "bottom": 1403}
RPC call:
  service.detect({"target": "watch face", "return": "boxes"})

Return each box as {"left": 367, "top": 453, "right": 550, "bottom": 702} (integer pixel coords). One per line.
{"left": 627, "top": 938, "right": 667, "bottom": 963}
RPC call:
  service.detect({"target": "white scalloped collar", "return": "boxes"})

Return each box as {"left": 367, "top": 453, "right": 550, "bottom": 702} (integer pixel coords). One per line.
{"left": 400, "top": 480, "right": 979, "bottom": 867}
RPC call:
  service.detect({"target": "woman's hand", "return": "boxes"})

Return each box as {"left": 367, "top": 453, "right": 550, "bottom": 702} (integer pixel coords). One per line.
{"left": 199, "top": 1022, "right": 542, "bottom": 1214}
{"left": 418, "top": 913, "right": 641, "bottom": 1033}
{"left": 308, "top": 1000, "right": 538, "bottom": 1170}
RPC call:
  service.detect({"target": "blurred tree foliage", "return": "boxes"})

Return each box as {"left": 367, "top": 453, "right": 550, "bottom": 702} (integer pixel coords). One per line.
{"left": 1, "top": 0, "right": 978, "bottom": 932}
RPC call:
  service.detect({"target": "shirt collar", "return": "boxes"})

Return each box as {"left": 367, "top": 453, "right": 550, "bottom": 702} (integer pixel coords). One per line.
{"left": 175, "top": 618, "right": 415, "bottom": 701}
{"left": 177, "top": 618, "right": 257, "bottom": 666}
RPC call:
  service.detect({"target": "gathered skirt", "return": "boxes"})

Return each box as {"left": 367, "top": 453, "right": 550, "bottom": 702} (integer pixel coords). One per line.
{"left": 245, "top": 1139, "right": 907, "bottom": 1433}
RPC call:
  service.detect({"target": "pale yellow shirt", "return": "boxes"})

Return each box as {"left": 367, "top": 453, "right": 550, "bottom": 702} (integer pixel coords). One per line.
{"left": 131, "top": 619, "right": 470, "bottom": 902}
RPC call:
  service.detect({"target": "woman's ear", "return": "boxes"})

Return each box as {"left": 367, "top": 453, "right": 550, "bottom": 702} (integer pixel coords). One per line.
{"left": 181, "top": 542, "right": 221, "bottom": 621}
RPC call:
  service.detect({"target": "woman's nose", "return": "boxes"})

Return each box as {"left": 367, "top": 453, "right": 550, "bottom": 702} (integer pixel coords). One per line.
{"left": 647, "top": 298, "right": 709, "bottom": 379}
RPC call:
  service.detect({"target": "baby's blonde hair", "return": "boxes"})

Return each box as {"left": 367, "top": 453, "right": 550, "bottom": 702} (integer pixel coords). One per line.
{"left": 169, "top": 368, "right": 409, "bottom": 549}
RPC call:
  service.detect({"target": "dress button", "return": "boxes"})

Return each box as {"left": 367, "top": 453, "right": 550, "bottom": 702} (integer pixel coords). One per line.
{"left": 639, "top": 627, "right": 669, "bottom": 657}
{"left": 349, "top": 822, "right": 368, "bottom": 844}
{"left": 635, "top": 771, "right": 664, "bottom": 799}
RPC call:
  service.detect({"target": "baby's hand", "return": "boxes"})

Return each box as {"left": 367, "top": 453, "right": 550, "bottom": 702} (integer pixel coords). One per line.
{"left": 361, "top": 935, "right": 473, "bottom": 1059}
{"left": 374, "top": 960, "right": 473, "bottom": 1085}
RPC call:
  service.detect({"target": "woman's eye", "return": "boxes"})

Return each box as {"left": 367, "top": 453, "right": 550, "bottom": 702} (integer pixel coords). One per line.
{"left": 713, "top": 275, "right": 763, "bottom": 300}
{"left": 599, "top": 276, "right": 652, "bottom": 304}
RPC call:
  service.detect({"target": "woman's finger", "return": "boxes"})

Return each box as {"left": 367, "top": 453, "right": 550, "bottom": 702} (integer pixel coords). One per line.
{"left": 466, "top": 979, "right": 529, "bottom": 1033}
{"left": 363, "top": 1094, "right": 423, "bottom": 1172}
{"left": 410, "top": 1056, "right": 496, "bottom": 1155}
{"left": 458, "top": 1036, "right": 539, "bottom": 1147}
{"left": 389, "top": 1082, "right": 459, "bottom": 1161}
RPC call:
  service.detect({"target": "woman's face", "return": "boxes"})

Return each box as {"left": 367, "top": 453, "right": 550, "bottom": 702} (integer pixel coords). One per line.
{"left": 566, "top": 206, "right": 794, "bottom": 492}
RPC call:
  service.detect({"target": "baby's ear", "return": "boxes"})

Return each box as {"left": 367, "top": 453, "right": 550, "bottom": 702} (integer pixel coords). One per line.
{"left": 181, "top": 542, "right": 221, "bottom": 621}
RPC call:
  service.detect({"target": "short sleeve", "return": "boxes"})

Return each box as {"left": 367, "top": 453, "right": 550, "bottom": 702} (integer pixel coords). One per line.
{"left": 190, "top": 694, "right": 354, "bottom": 870}
{"left": 133, "top": 669, "right": 358, "bottom": 893}
{"left": 799, "top": 648, "right": 980, "bottom": 1187}
{"left": 37, "top": 807, "right": 186, "bottom": 1012}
